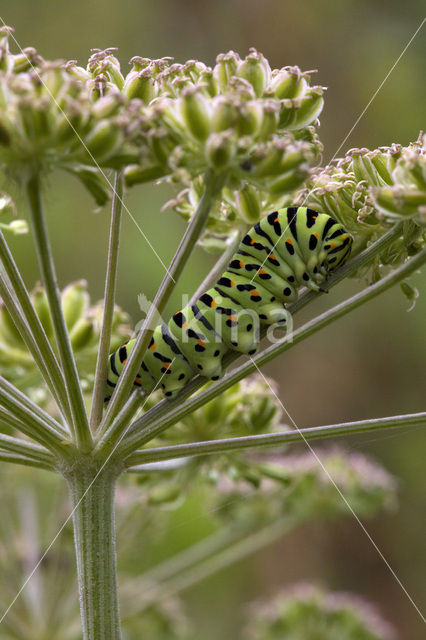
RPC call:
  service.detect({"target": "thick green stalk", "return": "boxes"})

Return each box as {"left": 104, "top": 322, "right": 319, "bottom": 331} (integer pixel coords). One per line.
{"left": 90, "top": 172, "right": 124, "bottom": 430}
{"left": 125, "top": 412, "right": 426, "bottom": 467}
{"left": 99, "top": 170, "right": 226, "bottom": 435}
{"left": 26, "top": 174, "right": 92, "bottom": 451}
{"left": 0, "top": 230, "right": 71, "bottom": 422}
{"left": 65, "top": 463, "right": 122, "bottom": 640}
{"left": 120, "top": 242, "right": 426, "bottom": 455}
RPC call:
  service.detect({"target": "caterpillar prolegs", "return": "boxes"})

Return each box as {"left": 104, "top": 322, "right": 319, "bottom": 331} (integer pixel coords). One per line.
{"left": 106, "top": 207, "right": 353, "bottom": 400}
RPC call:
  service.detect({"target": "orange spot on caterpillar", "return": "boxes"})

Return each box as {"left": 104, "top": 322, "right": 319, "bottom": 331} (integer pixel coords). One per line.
{"left": 286, "top": 238, "right": 293, "bottom": 245}
{"left": 250, "top": 239, "right": 256, "bottom": 245}
{"left": 122, "top": 359, "right": 127, "bottom": 365}
{"left": 229, "top": 314, "right": 237, "bottom": 321}
{"left": 182, "top": 322, "right": 188, "bottom": 328}
{"left": 330, "top": 243, "right": 336, "bottom": 249}
{"left": 274, "top": 217, "right": 279, "bottom": 222}
{"left": 162, "top": 362, "right": 171, "bottom": 369}
{"left": 250, "top": 290, "right": 260, "bottom": 297}
{"left": 149, "top": 343, "right": 156, "bottom": 351}
{"left": 61, "top": 440, "right": 71, "bottom": 446}
{"left": 135, "top": 376, "right": 142, "bottom": 384}
{"left": 197, "top": 339, "right": 205, "bottom": 346}
{"left": 258, "top": 268, "right": 267, "bottom": 274}
{"left": 239, "top": 261, "right": 245, "bottom": 267}
{"left": 211, "top": 300, "right": 217, "bottom": 307}
{"left": 269, "top": 253, "right": 277, "bottom": 260}
{"left": 314, "top": 233, "right": 319, "bottom": 238}
{"left": 230, "top": 280, "right": 236, "bottom": 286}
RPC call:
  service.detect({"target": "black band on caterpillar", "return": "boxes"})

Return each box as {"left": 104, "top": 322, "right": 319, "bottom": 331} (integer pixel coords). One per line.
{"left": 106, "top": 207, "right": 353, "bottom": 400}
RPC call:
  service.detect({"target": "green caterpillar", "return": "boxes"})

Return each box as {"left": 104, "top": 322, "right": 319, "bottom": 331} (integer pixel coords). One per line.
{"left": 106, "top": 207, "right": 353, "bottom": 400}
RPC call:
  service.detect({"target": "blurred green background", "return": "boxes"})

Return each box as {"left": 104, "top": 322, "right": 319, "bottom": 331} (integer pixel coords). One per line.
{"left": 1, "top": 1, "right": 425, "bottom": 638}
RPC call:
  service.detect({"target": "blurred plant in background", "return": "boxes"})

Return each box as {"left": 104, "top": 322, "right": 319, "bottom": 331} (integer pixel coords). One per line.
{"left": 246, "top": 583, "right": 395, "bottom": 640}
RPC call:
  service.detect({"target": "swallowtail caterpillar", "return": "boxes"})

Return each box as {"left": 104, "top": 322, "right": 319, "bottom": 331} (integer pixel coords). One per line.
{"left": 106, "top": 207, "right": 353, "bottom": 400}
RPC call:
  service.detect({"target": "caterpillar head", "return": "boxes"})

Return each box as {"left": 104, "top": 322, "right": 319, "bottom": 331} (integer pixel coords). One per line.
{"left": 323, "top": 231, "right": 353, "bottom": 273}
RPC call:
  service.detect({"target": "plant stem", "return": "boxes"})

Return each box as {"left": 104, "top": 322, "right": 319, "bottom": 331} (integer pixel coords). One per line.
{"left": 0, "top": 231, "right": 72, "bottom": 422}
{"left": 0, "top": 383, "right": 72, "bottom": 456}
{"left": 125, "top": 412, "right": 426, "bottom": 467}
{"left": 0, "top": 430, "right": 55, "bottom": 465}
{"left": 0, "top": 450, "right": 54, "bottom": 470}
{"left": 65, "top": 463, "right": 122, "bottom": 640}
{"left": 26, "top": 173, "right": 92, "bottom": 451}
{"left": 0, "top": 274, "right": 72, "bottom": 425}
{"left": 120, "top": 242, "right": 426, "bottom": 455}
{"left": 99, "top": 170, "right": 226, "bottom": 435}
{"left": 90, "top": 172, "right": 124, "bottom": 430}
{"left": 0, "top": 375, "right": 68, "bottom": 438}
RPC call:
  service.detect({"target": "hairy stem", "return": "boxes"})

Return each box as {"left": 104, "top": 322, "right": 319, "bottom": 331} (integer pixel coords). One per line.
{"left": 99, "top": 170, "right": 226, "bottom": 436}
{"left": 125, "top": 412, "right": 426, "bottom": 467}
{"left": 0, "top": 430, "right": 54, "bottom": 463}
{"left": 90, "top": 172, "right": 124, "bottom": 430}
{"left": 27, "top": 174, "right": 92, "bottom": 450}
{"left": 0, "top": 450, "right": 54, "bottom": 470}
{"left": 0, "top": 382, "right": 72, "bottom": 456}
{"left": 120, "top": 241, "right": 426, "bottom": 455}
{"left": 0, "top": 231, "right": 71, "bottom": 422}
{"left": 65, "top": 463, "right": 122, "bottom": 640}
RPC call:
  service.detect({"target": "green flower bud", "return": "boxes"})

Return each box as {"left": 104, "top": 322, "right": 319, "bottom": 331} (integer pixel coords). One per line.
{"left": 61, "top": 280, "right": 89, "bottom": 330}
{"left": 211, "top": 97, "right": 239, "bottom": 132}
{"left": 235, "top": 183, "right": 261, "bottom": 223}
{"left": 236, "top": 48, "right": 271, "bottom": 97}
{"left": 256, "top": 101, "right": 280, "bottom": 139}
{"left": 266, "top": 166, "right": 309, "bottom": 195}
{"left": 270, "top": 66, "right": 307, "bottom": 99}
{"left": 214, "top": 51, "right": 241, "bottom": 91}
{"left": 87, "top": 49, "right": 124, "bottom": 89}
{"left": 124, "top": 163, "right": 167, "bottom": 186}
{"left": 92, "top": 92, "right": 124, "bottom": 119}
{"left": 69, "top": 318, "right": 94, "bottom": 350}
{"left": 205, "top": 131, "right": 235, "bottom": 170}
{"left": 236, "top": 101, "right": 263, "bottom": 136}
{"left": 123, "top": 66, "right": 157, "bottom": 102}
{"left": 12, "top": 47, "right": 41, "bottom": 73}
{"left": 32, "top": 286, "right": 54, "bottom": 339}
{"left": 179, "top": 87, "right": 212, "bottom": 141}
{"left": 279, "top": 88, "right": 324, "bottom": 130}
{"left": 84, "top": 120, "right": 123, "bottom": 161}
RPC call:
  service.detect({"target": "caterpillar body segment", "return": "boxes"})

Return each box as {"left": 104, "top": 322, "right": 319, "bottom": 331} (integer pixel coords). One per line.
{"left": 106, "top": 207, "right": 353, "bottom": 400}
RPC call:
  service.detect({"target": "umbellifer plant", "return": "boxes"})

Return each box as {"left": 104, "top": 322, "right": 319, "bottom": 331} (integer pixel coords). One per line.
{"left": 0, "top": 26, "right": 424, "bottom": 639}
